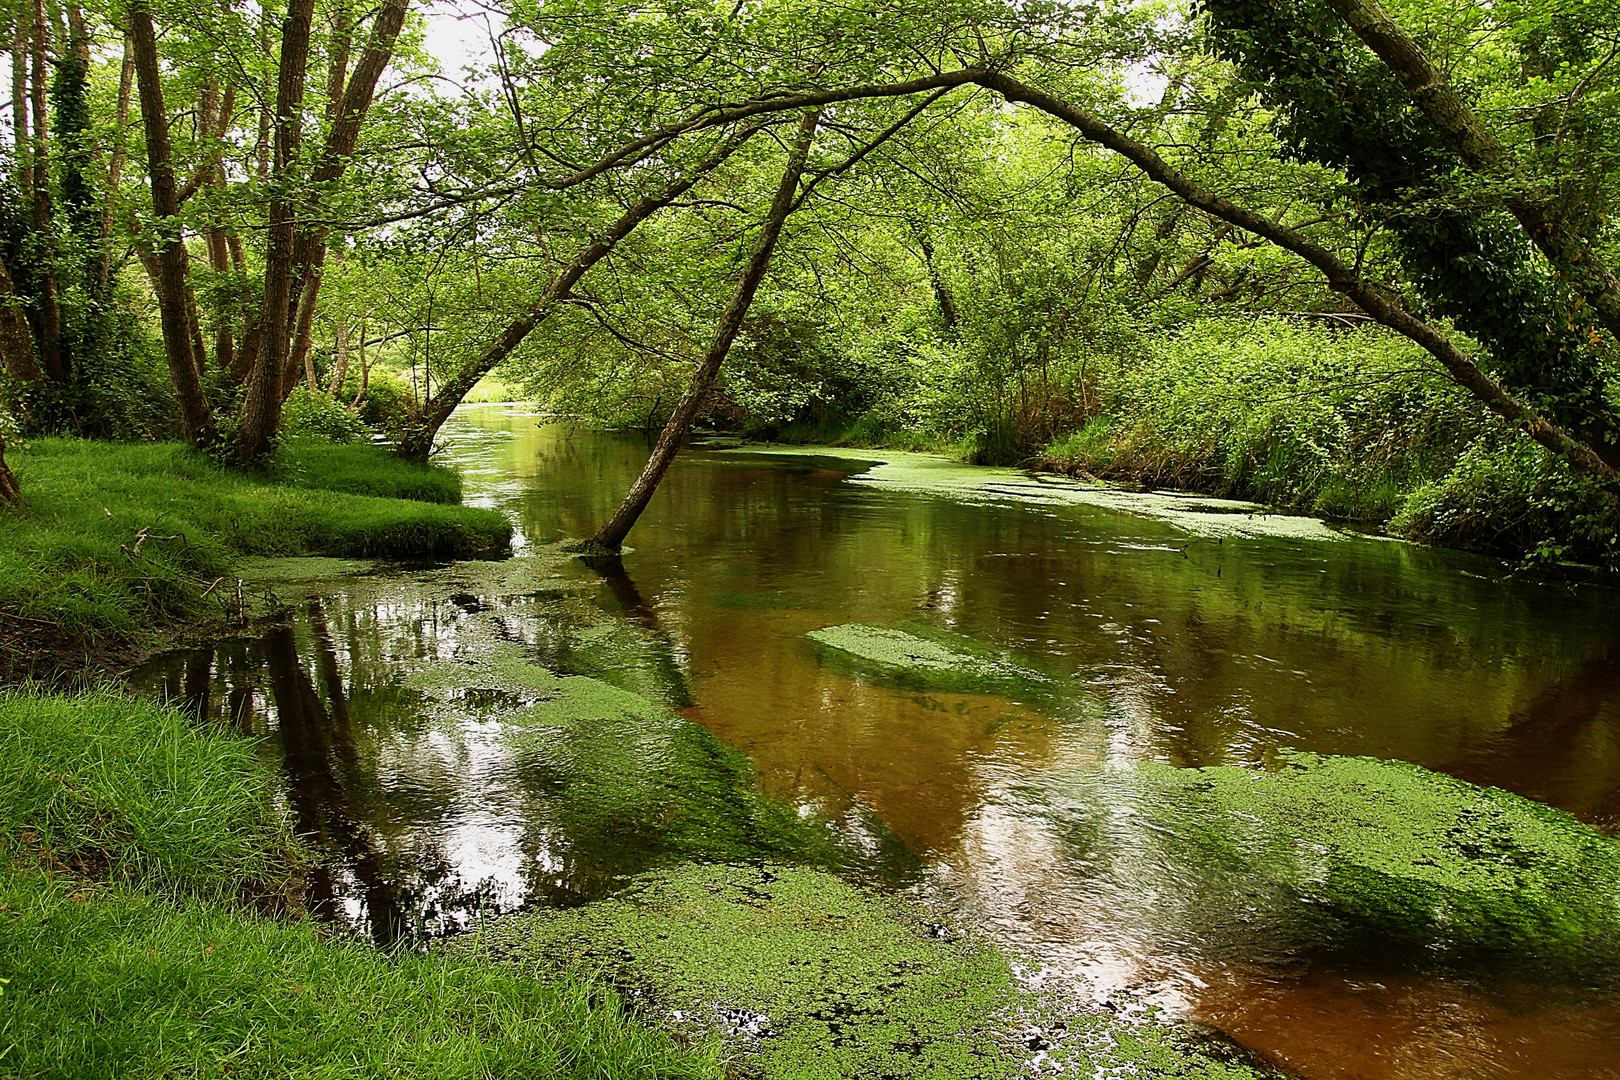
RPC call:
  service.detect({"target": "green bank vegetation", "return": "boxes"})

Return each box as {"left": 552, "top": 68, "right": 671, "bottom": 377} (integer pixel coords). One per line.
{"left": 4, "top": 0, "right": 1620, "bottom": 563}
{"left": 0, "top": 438, "right": 508, "bottom": 672}
{"left": 0, "top": 689, "right": 722, "bottom": 1080}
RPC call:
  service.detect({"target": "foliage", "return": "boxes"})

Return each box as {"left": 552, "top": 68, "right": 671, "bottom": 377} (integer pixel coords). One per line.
{"left": 1043, "top": 317, "right": 1480, "bottom": 520}
{"left": 279, "top": 387, "right": 371, "bottom": 445}
{"left": 1393, "top": 431, "right": 1620, "bottom": 564}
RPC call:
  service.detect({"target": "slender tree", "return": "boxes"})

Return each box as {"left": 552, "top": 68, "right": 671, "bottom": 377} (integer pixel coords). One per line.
{"left": 590, "top": 109, "right": 821, "bottom": 552}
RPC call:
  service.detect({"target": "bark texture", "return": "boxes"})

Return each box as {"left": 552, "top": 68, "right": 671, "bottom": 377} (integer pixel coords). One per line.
{"left": 0, "top": 431, "right": 20, "bottom": 508}
{"left": 590, "top": 110, "right": 821, "bottom": 552}
{"left": 130, "top": 0, "right": 217, "bottom": 447}
{"left": 235, "top": 0, "right": 317, "bottom": 462}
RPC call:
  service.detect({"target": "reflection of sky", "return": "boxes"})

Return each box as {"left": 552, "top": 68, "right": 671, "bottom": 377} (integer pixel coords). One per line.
{"left": 139, "top": 407, "right": 1620, "bottom": 1077}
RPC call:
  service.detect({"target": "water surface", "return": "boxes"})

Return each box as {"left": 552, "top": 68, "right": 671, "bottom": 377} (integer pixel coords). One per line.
{"left": 137, "top": 406, "right": 1620, "bottom": 1079}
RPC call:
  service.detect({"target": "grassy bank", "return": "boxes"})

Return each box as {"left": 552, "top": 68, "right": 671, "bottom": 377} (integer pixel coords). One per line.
{"left": 751, "top": 317, "right": 1620, "bottom": 566}
{"left": 1033, "top": 319, "right": 1620, "bottom": 563}
{"left": 0, "top": 689, "right": 720, "bottom": 1080}
{"left": 0, "top": 438, "right": 511, "bottom": 667}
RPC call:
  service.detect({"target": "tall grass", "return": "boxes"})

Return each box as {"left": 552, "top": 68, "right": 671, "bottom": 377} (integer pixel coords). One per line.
{"left": 1039, "top": 318, "right": 1481, "bottom": 521}
{"left": 0, "top": 691, "right": 720, "bottom": 1080}
{"left": 0, "top": 690, "right": 291, "bottom": 896}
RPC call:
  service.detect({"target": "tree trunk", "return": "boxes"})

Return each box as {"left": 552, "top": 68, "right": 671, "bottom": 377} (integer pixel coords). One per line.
{"left": 129, "top": 0, "right": 217, "bottom": 447}
{"left": 328, "top": 314, "right": 350, "bottom": 395}
{"left": 10, "top": 15, "right": 27, "bottom": 192}
{"left": 0, "top": 429, "right": 20, "bottom": 508}
{"left": 97, "top": 36, "right": 136, "bottom": 298}
{"left": 590, "top": 110, "right": 820, "bottom": 552}
{"left": 910, "top": 221, "right": 958, "bottom": 329}
{"left": 0, "top": 253, "right": 41, "bottom": 383}
{"left": 235, "top": 0, "right": 316, "bottom": 463}
{"left": 397, "top": 125, "right": 760, "bottom": 462}
{"left": 28, "top": 0, "right": 64, "bottom": 385}
{"left": 286, "top": 250, "right": 325, "bottom": 399}
{"left": 974, "top": 70, "right": 1620, "bottom": 488}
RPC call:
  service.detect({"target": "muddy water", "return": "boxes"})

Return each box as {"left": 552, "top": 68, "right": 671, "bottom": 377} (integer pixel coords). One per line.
{"left": 136, "top": 406, "right": 1620, "bottom": 1079}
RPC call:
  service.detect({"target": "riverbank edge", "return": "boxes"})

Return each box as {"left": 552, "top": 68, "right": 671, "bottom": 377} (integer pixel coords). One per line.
{"left": 0, "top": 687, "right": 724, "bottom": 1079}
{"left": 0, "top": 437, "right": 513, "bottom": 683}
{"left": 726, "top": 424, "right": 1618, "bottom": 572}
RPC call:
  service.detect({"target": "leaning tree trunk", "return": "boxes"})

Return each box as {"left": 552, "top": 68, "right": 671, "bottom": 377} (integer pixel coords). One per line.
{"left": 590, "top": 110, "right": 820, "bottom": 552}
{"left": 396, "top": 126, "right": 760, "bottom": 462}
{"left": 973, "top": 69, "right": 1620, "bottom": 488}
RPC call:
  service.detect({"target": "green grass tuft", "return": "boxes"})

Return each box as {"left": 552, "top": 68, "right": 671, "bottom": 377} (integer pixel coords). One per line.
{"left": 0, "top": 689, "right": 293, "bottom": 898}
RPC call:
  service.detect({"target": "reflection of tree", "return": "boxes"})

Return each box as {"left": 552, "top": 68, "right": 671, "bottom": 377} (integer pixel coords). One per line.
{"left": 1449, "top": 652, "right": 1620, "bottom": 832}
{"left": 263, "top": 608, "right": 407, "bottom": 946}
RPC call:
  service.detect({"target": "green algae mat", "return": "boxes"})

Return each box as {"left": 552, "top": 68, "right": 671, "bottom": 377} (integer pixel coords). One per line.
{"left": 806, "top": 622, "right": 1057, "bottom": 700}
{"left": 461, "top": 863, "right": 1268, "bottom": 1080}
{"left": 1046, "top": 753, "right": 1620, "bottom": 969}
{"left": 404, "top": 639, "right": 859, "bottom": 886}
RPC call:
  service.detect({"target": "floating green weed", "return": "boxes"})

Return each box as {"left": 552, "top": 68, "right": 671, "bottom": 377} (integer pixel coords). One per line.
{"left": 405, "top": 643, "right": 863, "bottom": 893}
{"left": 806, "top": 622, "right": 1055, "bottom": 701}
{"left": 1049, "top": 754, "right": 1620, "bottom": 968}
{"left": 468, "top": 863, "right": 1266, "bottom": 1080}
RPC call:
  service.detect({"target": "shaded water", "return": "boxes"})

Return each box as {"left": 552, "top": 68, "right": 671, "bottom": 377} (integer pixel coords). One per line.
{"left": 135, "top": 406, "right": 1620, "bottom": 1079}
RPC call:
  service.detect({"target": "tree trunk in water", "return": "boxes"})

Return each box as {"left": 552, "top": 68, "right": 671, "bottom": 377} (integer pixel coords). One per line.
{"left": 129, "top": 0, "right": 216, "bottom": 447}
{"left": 235, "top": 0, "right": 316, "bottom": 463}
{"left": 590, "top": 111, "right": 820, "bottom": 552}
{"left": 397, "top": 125, "right": 759, "bottom": 462}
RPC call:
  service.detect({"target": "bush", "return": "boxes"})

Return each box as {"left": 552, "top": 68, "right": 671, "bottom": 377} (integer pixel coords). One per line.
{"left": 1041, "top": 317, "right": 1479, "bottom": 519}
{"left": 1393, "top": 431, "right": 1620, "bottom": 565}
{"left": 280, "top": 386, "right": 370, "bottom": 444}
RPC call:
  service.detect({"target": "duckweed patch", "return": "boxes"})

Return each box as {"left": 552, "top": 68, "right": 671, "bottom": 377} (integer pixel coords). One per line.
{"left": 405, "top": 644, "right": 865, "bottom": 897}
{"left": 1049, "top": 754, "right": 1620, "bottom": 969}
{"left": 466, "top": 863, "right": 1268, "bottom": 1080}
{"left": 235, "top": 556, "right": 380, "bottom": 582}
{"left": 806, "top": 622, "right": 1055, "bottom": 700}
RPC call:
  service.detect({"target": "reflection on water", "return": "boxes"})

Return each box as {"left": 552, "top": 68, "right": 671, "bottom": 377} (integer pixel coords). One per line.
{"left": 137, "top": 406, "right": 1620, "bottom": 1078}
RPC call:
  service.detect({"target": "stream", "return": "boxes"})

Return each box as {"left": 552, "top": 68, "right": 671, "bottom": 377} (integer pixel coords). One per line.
{"left": 133, "top": 404, "right": 1620, "bottom": 1080}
